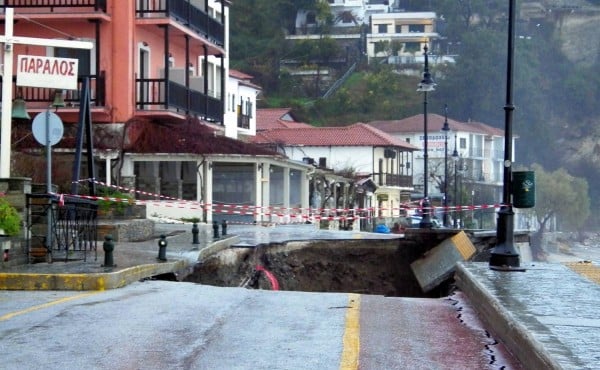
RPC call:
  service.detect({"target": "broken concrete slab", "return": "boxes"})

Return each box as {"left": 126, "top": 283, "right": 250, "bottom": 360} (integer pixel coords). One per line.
{"left": 410, "top": 231, "right": 476, "bottom": 292}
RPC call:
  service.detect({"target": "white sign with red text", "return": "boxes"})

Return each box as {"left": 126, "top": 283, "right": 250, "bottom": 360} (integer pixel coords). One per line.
{"left": 16, "top": 55, "right": 78, "bottom": 90}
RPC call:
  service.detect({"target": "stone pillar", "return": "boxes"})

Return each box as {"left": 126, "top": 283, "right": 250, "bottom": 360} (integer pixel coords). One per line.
{"left": 255, "top": 163, "right": 263, "bottom": 224}
{"left": 262, "top": 164, "right": 270, "bottom": 224}
{"left": 205, "top": 162, "right": 213, "bottom": 223}
{"left": 283, "top": 167, "right": 290, "bottom": 224}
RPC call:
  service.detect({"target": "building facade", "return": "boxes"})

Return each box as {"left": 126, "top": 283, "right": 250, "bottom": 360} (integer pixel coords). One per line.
{"left": 367, "top": 12, "right": 440, "bottom": 65}
{"left": 1, "top": 1, "right": 310, "bottom": 224}
{"left": 253, "top": 113, "right": 418, "bottom": 227}
{"left": 368, "top": 114, "right": 513, "bottom": 228}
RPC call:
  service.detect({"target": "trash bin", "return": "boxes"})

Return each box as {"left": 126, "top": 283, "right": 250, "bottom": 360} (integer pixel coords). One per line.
{"left": 513, "top": 171, "right": 535, "bottom": 208}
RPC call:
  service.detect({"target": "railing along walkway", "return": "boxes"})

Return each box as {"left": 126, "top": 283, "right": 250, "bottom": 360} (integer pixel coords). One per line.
{"left": 26, "top": 194, "right": 98, "bottom": 263}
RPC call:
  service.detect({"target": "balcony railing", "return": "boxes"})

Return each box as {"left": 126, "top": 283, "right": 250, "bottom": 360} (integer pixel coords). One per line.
{"left": 136, "top": 78, "right": 223, "bottom": 122}
{"left": 0, "top": 0, "right": 107, "bottom": 12}
{"left": 0, "top": 74, "right": 106, "bottom": 107}
{"left": 136, "top": 0, "right": 224, "bottom": 47}
{"left": 237, "top": 114, "right": 250, "bottom": 129}
{"left": 373, "top": 173, "right": 413, "bottom": 188}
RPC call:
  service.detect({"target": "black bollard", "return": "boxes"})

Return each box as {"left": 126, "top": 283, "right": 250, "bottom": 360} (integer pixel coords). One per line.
{"left": 192, "top": 223, "right": 199, "bottom": 244}
{"left": 221, "top": 220, "right": 227, "bottom": 236}
{"left": 212, "top": 220, "right": 219, "bottom": 239}
{"left": 157, "top": 234, "right": 167, "bottom": 261}
{"left": 102, "top": 234, "right": 115, "bottom": 267}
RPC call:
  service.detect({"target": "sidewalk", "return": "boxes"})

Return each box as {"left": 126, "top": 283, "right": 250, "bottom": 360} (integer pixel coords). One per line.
{"left": 0, "top": 223, "right": 399, "bottom": 291}
{"left": 0, "top": 223, "right": 239, "bottom": 290}
{"left": 456, "top": 261, "right": 600, "bottom": 370}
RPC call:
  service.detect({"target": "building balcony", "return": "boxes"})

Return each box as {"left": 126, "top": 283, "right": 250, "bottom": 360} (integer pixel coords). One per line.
{"left": 136, "top": 78, "right": 222, "bottom": 122}
{"left": 373, "top": 173, "right": 413, "bottom": 188}
{"left": 0, "top": 0, "right": 107, "bottom": 13}
{"left": 136, "top": 0, "right": 224, "bottom": 47}
{"left": 0, "top": 74, "right": 106, "bottom": 109}
{"left": 237, "top": 114, "right": 250, "bottom": 129}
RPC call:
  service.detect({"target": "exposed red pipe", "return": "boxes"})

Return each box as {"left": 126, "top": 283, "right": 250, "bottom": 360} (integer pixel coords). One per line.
{"left": 255, "top": 265, "right": 279, "bottom": 291}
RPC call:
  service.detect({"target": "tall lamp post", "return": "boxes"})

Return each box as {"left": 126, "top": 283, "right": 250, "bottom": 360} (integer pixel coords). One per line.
{"left": 452, "top": 134, "right": 459, "bottom": 228}
{"left": 441, "top": 104, "right": 450, "bottom": 227}
{"left": 490, "top": 0, "right": 520, "bottom": 269}
{"left": 417, "top": 45, "right": 436, "bottom": 228}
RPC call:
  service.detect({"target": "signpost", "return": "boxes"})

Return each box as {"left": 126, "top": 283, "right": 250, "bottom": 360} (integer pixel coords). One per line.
{"left": 17, "top": 55, "right": 79, "bottom": 90}
{"left": 0, "top": 8, "right": 93, "bottom": 177}
{"left": 0, "top": 7, "right": 93, "bottom": 255}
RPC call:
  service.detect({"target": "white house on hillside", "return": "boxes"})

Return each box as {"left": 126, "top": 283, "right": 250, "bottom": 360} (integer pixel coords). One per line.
{"left": 253, "top": 110, "right": 419, "bottom": 224}
{"left": 224, "top": 69, "right": 261, "bottom": 138}
{"left": 367, "top": 12, "right": 441, "bottom": 65}
{"left": 368, "top": 114, "right": 514, "bottom": 228}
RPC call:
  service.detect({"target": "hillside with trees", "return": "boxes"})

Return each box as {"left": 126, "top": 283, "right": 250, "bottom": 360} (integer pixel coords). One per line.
{"left": 230, "top": 0, "right": 600, "bottom": 229}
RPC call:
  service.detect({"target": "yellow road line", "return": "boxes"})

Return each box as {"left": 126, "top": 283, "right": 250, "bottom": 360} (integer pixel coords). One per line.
{"left": 565, "top": 261, "right": 600, "bottom": 284}
{"left": 0, "top": 292, "right": 101, "bottom": 322}
{"left": 340, "top": 293, "right": 361, "bottom": 370}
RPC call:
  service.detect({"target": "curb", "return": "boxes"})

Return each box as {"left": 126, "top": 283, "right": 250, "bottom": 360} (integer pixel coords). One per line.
{"left": 454, "top": 263, "right": 561, "bottom": 370}
{"left": 0, "top": 235, "right": 241, "bottom": 291}
{"left": 0, "top": 260, "right": 186, "bottom": 291}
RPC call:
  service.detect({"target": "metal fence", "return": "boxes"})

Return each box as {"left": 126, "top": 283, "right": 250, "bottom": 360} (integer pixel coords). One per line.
{"left": 26, "top": 194, "right": 98, "bottom": 263}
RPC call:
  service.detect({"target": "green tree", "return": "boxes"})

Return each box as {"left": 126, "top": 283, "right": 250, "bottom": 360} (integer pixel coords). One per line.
{"left": 528, "top": 163, "right": 590, "bottom": 258}
{"left": 230, "top": 0, "right": 322, "bottom": 91}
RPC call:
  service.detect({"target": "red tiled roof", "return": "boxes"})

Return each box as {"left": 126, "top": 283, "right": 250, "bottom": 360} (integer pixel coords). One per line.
{"left": 121, "top": 117, "right": 282, "bottom": 156}
{"left": 251, "top": 123, "right": 418, "bottom": 150}
{"left": 256, "top": 108, "right": 312, "bottom": 131}
{"left": 229, "top": 69, "right": 262, "bottom": 90}
{"left": 368, "top": 114, "right": 504, "bottom": 136}
{"left": 229, "top": 69, "right": 254, "bottom": 80}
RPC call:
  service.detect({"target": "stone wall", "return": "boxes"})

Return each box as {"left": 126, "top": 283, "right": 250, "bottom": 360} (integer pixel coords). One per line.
{"left": 97, "top": 219, "right": 155, "bottom": 242}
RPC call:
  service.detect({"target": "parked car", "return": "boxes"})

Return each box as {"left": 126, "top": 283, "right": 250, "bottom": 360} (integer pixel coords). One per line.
{"left": 408, "top": 216, "right": 443, "bottom": 228}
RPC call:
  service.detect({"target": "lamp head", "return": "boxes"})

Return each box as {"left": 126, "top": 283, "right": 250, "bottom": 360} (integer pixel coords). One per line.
{"left": 441, "top": 104, "right": 450, "bottom": 133}
{"left": 417, "top": 78, "right": 436, "bottom": 92}
{"left": 417, "top": 45, "right": 436, "bottom": 92}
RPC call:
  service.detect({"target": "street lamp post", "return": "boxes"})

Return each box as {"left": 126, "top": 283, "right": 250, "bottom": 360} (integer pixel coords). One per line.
{"left": 452, "top": 134, "right": 459, "bottom": 228}
{"left": 490, "top": 0, "right": 520, "bottom": 269}
{"left": 441, "top": 104, "right": 450, "bottom": 227}
{"left": 417, "top": 45, "right": 436, "bottom": 229}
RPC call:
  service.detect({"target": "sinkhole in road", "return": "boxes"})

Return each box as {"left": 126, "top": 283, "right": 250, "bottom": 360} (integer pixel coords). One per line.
{"left": 182, "top": 239, "right": 453, "bottom": 298}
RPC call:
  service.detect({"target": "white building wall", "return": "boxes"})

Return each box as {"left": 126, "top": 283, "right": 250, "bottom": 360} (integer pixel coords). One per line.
{"left": 198, "top": 0, "right": 231, "bottom": 136}
{"left": 286, "top": 146, "right": 374, "bottom": 173}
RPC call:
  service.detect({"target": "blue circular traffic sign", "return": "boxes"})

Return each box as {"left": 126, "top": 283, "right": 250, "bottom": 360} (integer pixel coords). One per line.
{"left": 32, "top": 110, "right": 64, "bottom": 146}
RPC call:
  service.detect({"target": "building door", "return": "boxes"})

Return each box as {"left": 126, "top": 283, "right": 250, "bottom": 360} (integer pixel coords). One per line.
{"left": 138, "top": 46, "right": 150, "bottom": 109}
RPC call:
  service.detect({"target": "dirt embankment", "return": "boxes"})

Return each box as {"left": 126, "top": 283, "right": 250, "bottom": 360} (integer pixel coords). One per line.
{"left": 184, "top": 239, "right": 453, "bottom": 297}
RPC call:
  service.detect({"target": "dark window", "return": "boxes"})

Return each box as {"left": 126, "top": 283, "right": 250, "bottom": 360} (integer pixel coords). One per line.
{"left": 377, "top": 24, "right": 388, "bottom": 33}
{"left": 55, "top": 47, "right": 91, "bottom": 76}
{"left": 404, "top": 42, "right": 421, "bottom": 53}
{"left": 409, "top": 24, "right": 425, "bottom": 33}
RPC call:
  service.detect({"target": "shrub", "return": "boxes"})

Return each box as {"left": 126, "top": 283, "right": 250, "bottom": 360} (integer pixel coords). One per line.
{"left": 97, "top": 188, "right": 134, "bottom": 216}
{"left": 0, "top": 198, "right": 21, "bottom": 236}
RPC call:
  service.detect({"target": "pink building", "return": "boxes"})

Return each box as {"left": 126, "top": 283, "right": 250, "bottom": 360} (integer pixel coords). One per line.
{"left": 0, "top": 1, "right": 312, "bottom": 224}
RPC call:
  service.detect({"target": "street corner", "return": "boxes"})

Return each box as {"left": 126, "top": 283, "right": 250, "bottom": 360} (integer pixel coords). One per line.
{"left": 0, "top": 259, "right": 186, "bottom": 291}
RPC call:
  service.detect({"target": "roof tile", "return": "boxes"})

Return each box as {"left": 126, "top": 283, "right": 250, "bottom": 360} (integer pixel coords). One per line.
{"left": 251, "top": 123, "right": 417, "bottom": 150}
